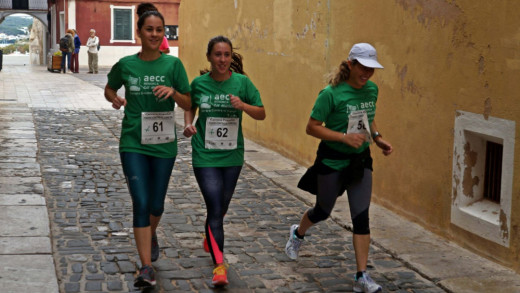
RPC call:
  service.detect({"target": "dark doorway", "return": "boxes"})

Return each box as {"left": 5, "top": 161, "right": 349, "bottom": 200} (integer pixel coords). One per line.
{"left": 13, "top": 0, "right": 29, "bottom": 9}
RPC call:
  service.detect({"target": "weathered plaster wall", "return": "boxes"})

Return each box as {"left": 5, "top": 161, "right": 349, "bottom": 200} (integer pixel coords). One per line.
{"left": 179, "top": 0, "right": 520, "bottom": 271}
{"left": 180, "top": 0, "right": 332, "bottom": 164}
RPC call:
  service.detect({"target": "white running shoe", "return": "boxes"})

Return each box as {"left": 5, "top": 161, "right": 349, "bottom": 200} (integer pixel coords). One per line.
{"left": 353, "top": 271, "right": 382, "bottom": 293}
{"left": 285, "top": 224, "right": 304, "bottom": 260}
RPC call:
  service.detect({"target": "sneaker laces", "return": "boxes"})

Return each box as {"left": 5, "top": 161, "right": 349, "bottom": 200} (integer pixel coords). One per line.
{"left": 137, "top": 266, "right": 154, "bottom": 283}
{"left": 213, "top": 263, "right": 229, "bottom": 275}
{"left": 357, "top": 271, "right": 381, "bottom": 291}
{"left": 364, "top": 273, "right": 374, "bottom": 282}
{"left": 140, "top": 265, "right": 153, "bottom": 275}
{"left": 290, "top": 233, "right": 303, "bottom": 250}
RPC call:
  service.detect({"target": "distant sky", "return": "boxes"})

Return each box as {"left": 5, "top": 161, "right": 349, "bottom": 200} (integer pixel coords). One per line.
{"left": 9, "top": 13, "right": 33, "bottom": 18}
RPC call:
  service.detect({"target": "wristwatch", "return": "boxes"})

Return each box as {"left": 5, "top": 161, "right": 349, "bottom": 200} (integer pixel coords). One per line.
{"left": 372, "top": 131, "right": 382, "bottom": 140}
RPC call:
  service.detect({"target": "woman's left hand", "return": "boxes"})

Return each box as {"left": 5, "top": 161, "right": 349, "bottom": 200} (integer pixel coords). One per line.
{"left": 230, "top": 95, "right": 244, "bottom": 111}
{"left": 375, "top": 138, "right": 393, "bottom": 156}
{"left": 153, "top": 85, "right": 176, "bottom": 102}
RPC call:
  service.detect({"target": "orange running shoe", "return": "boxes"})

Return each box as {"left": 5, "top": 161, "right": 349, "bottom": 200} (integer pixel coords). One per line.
{"left": 203, "top": 236, "right": 210, "bottom": 252}
{"left": 212, "top": 263, "right": 229, "bottom": 286}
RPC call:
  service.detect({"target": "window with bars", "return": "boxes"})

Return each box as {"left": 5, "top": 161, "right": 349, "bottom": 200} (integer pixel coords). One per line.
{"left": 483, "top": 141, "right": 502, "bottom": 203}
{"left": 451, "top": 110, "right": 514, "bottom": 247}
{"left": 113, "top": 8, "right": 132, "bottom": 41}
{"left": 165, "top": 25, "right": 178, "bottom": 40}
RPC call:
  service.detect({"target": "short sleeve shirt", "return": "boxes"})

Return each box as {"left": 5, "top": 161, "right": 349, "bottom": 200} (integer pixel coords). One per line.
{"left": 190, "top": 72, "right": 263, "bottom": 167}
{"left": 107, "top": 53, "right": 191, "bottom": 158}
{"left": 311, "top": 80, "right": 378, "bottom": 169}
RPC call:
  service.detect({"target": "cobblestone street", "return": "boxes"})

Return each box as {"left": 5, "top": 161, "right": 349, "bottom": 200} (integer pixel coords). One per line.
{"left": 33, "top": 107, "right": 444, "bottom": 292}
{"left": 5, "top": 66, "right": 517, "bottom": 293}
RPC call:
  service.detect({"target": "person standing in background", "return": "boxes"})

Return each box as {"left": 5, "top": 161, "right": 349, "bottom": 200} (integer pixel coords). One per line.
{"left": 159, "top": 35, "right": 170, "bottom": 54}
{"left": 86, "top": 29, "right": 99, "bottom": 74}
{"left": 60, "top": 29, "right": 74, "bottom": 74}
{"left": 71, "top": 29, "right": 81, "bottom": 73}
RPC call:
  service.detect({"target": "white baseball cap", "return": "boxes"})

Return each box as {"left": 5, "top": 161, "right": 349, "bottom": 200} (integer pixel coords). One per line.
{"left": 348, "top": 43, "right": 383, "bottom": 69}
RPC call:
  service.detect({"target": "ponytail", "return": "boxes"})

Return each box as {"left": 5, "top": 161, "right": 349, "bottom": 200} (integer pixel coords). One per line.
{"left": 328, "top": 60, "right": 358, "bottom": 87}
{"left": 230, "top": 51, "right": 245, "bottom": 75}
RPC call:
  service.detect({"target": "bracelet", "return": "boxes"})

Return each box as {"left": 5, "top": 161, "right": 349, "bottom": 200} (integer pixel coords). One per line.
{"left": 171, "top": 87, "right": 177, "bottom": 97}
{"left": 341, "top": 132, "right": 346, "bottom": 142}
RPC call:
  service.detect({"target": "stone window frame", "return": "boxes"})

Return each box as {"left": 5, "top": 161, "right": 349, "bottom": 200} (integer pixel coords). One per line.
{"left": 451, "top": 110, "right": 515, "bottom": 247}
{"left": 110, "top": 5, "right": 136, "bottom": 44}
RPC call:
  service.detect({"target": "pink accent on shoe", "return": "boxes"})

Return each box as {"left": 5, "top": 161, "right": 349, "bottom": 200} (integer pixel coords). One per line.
{"left": 208, "top": 227, "right": 223, "bottom": 264}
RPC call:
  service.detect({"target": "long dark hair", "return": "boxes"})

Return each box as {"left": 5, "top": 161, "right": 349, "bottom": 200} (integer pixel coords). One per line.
{"left": 200, "top": 35, "right": 246, "bottom": 76}
{"left": 328, "top": 59, "right": 358, "bottom": 86}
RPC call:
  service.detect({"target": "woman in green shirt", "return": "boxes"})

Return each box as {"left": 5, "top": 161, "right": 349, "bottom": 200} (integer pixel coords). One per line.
{"left": 285, "top": 43, "right": 393, "bottom": 293}
{"left": 104, "top": 10, "right": 191, "bottom": 289}
{"left": 183, "top": 35, "right": 265, "bottom": 286}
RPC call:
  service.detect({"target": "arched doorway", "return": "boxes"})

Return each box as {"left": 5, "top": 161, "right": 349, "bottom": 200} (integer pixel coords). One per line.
{"left": 0, "top": 10, "right": 50, "bottom": 65}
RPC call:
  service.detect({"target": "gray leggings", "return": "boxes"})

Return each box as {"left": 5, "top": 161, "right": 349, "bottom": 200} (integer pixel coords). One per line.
{"left": 307, "top": 168, "right": 372, "bottom": 234}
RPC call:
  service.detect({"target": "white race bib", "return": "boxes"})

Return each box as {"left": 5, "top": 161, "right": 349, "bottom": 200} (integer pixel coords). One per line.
{"left": 346, "top": 110, "right": 372, "bottom": 142}
{"left": 205, "top": 117, "right": 239, "bottom": 149}
{"left": 141, "top": 111, "right": 176, "bottom": 145}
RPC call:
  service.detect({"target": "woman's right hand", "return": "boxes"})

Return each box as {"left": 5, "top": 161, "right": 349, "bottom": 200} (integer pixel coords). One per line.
{"left": 341, "top": 133, "right": 366, "bottom": 149}
{"left": 111, "top": 96, "right": 127, "bottom": 110}
{"left": 183, "top": 124, "right": 197, "bottom": 138}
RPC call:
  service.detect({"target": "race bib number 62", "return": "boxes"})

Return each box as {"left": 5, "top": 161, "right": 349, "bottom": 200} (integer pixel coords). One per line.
{"left": 205, "top": 117, "right": 239, "bottom": 149}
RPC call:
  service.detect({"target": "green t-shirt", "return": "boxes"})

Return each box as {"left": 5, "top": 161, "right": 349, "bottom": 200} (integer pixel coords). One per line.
{"left": 310, "top": 80, "right": 378, "bottom": 170}
{"left": 107, "top": 53, "right": 191, "bottom": 158}
{"left": 190, "top": 72, "right": 263, "bottom": 167}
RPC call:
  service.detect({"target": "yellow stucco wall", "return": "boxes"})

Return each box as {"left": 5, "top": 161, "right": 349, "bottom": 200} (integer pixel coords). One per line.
{"left": 179, "top": 0, "right": 520, "bottom": 272}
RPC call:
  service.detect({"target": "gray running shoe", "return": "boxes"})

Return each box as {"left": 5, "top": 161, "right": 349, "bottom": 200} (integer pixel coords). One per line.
{"left": 134, "top": 265, "right": 156, "bottom": 288}
{"left": 353, "top": 271, "right": 382, "bottom": 293}
{"left": 285, "top": 224, "right": 304, "bottom": 260}
{"left": 151, "top": 234, "right": 159, "bottom": 262}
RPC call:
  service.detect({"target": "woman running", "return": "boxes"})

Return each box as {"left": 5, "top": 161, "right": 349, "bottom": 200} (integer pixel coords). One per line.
{"left": 285, "top": 43, "right": 393, "bottom": 293}
{"left": 183, "top": 35, "right": 266, "bottom": 286}
{"left": 104, "top": 10, "right": 191, "bottom": 289}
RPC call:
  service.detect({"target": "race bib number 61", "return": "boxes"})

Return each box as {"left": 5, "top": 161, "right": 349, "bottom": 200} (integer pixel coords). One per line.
{"left": 141, "top": 111, "right": 176, "bottom": 145}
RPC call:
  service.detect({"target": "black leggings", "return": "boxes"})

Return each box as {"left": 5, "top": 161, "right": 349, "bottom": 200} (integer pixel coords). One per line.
{"left": 120, "top": 152, "right": 175, "bottom": 228}
{"left": 307, "top": 168, "right": 372, "bottom": 234}
{"left": 193, "top": 166, "right": 242, "bottom": 264}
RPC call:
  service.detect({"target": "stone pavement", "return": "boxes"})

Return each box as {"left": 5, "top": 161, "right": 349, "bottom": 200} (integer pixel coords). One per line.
{"left": 1, "top": 65, "right": 520, "bottom": 292}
